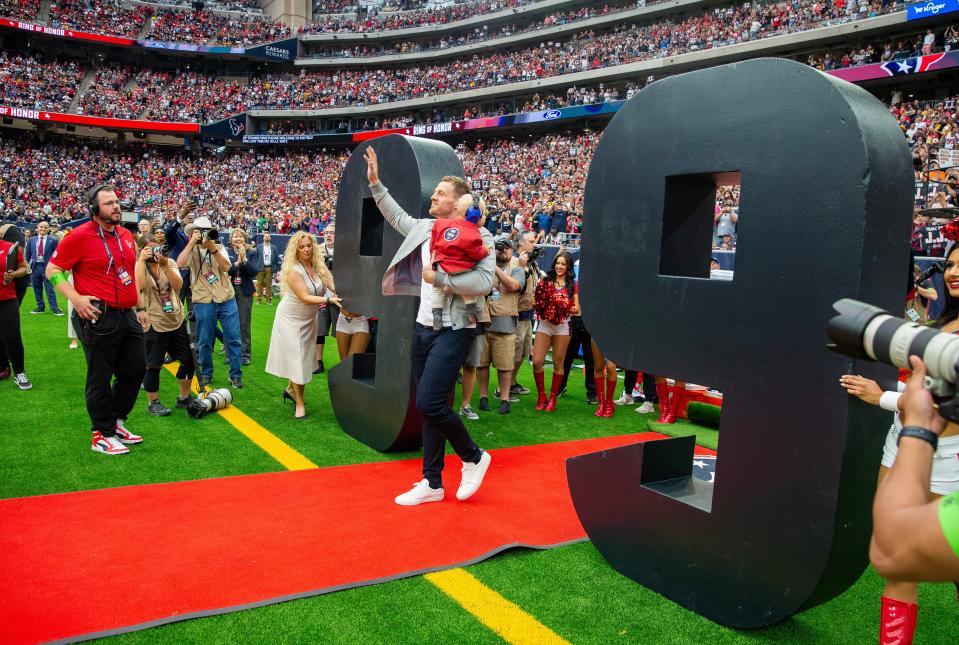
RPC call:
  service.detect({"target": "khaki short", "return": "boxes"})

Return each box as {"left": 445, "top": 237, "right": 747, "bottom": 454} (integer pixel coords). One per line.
{"left": 464, "top": 325, "right": 487, "bottom": 367}
{"left": 481, "top": 331, "right": 517, "bottom": 371}
{"left": 514, "top": 318, "right": 533, "bottom": 363}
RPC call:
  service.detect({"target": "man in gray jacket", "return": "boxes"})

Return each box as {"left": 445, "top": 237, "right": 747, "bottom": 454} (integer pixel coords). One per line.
{"left": 364, "top": 146, "right": 495, "bottom": 506}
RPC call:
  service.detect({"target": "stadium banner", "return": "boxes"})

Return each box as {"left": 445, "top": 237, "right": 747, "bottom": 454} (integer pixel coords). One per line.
{"left": 0, "top": 105, "right": 200, "bottom": 133}
{"left": 0, "top": 18, "right": 135, "bottom": 46}
{"left": 202, "top": 115, "right": 248, "bottom": 140}
{"left": 241, "top": 133, "right": 352, "bottom": 144}
{"left": 829, "top": 50, "right": 959, "bottom": 82}
{"left": 245, "top": 38, "right": 297, "bottom": 62}
{"left": 137, "top": 39, "right": 246, "bottom": 55}
{"left": 907, "top": 0, "right": 959, "bottom": 20}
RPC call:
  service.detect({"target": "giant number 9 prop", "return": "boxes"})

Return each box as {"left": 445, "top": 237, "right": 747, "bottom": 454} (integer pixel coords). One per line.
{"left": 329, "top": 135, "right": 465, "bottom": 451}
{"left": 567, "top": 59, "right": 913, "bottom": 627}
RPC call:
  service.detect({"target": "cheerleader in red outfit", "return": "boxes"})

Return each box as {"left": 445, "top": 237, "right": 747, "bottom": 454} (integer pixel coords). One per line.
{"left": 532, "top": 251, "right": 576, "bottom": 411}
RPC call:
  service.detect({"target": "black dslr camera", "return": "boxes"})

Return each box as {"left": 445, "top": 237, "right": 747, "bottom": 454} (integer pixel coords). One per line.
{"left": 527, "top": 245, "right": 543, "bottom": 262}
{"left": 204, "top": 229, "right": 220, "bottom": 242}
{"left": 827, "top": 298, "right": 959, "bottom": 423}
{"left": 148, "top": 244, "right": 170, "bottom": 262}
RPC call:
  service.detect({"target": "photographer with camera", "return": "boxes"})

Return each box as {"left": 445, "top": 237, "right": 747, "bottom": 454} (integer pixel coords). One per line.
{"left": 176, "top": 216, "right": 244, "bottom": 389}
{"left": 511, "top": 231, "right": 541, "bottom": 398}
{"left": 871, "top": 355, "right": 959, "bottom": 586}
{"left": 135, "top": 233, "right": 196, "bottom": 416}
{"left": 46, "top": 185, "right": 147, "bottom": 455}
{"left": 226, "top": 228, "right": 259, "bottom": 366}
{"left": 479, "top": 236, "right": 524, "bottom": 414}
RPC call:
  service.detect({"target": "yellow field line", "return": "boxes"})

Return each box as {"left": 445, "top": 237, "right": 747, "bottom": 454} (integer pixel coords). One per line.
{"left": 425, "top": 569, "right": 571, "bottom": 645}
{"left": 162, "top": 363, "right": 317, "bottom": 471}
{"left": 164, "top": 364, "right": 558, "bottom": 643}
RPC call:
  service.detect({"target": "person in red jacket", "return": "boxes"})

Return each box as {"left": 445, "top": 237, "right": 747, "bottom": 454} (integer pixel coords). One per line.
{"left": 1, "top": 236, "right": 31, "bottom": 390}
{"left": 429, "top": 193, "right": 488, "bottom": 330}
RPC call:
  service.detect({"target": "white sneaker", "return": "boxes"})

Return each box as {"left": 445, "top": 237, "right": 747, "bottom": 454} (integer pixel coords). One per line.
{"left": 457, "top": 451, "right": 492, "bottom": 501}
{"left": 459, "top": 405, "right": 479, "bottom": 420}
{"left": 394, "top": 479, "right": 444, "bottom": 506}
{"left": 13, "top": 373, "right": 32, "bottom": 390}
{"left": 115, "top": 419, "right": 143, "bottom": 445}
{"left": 636, "top": 401, "right": 655, "bottom": 414}
{"left": 613, "top": 392, "right": 633, "bottom": 406}
{"left": 91, "top": 431, "right": 129, "bottom": 455}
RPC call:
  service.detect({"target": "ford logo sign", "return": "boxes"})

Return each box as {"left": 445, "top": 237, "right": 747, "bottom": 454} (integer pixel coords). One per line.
{"left": 543, "top": 109, "right": 562, "bottom": 120}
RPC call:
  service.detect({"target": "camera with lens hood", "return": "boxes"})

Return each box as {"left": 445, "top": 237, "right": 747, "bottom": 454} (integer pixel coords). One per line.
{"left": 827, "top": 298, "right": 959, "bottom": 422}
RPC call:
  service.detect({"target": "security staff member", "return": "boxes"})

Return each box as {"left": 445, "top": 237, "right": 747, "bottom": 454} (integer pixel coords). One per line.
{"left": 47, "top": 185, "right": 148, "bottom": 456}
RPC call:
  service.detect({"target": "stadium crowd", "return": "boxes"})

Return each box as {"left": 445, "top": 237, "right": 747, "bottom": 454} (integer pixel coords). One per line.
{"left": 300, "top": 0, "right": 531, "bottom": 33}
{"left": 0, "top": 0, "right": 37, "bottom": 19}
{"left": 48, "top": 0, "right": 153, "bottom": 38}
{"left": 146, "top": 8, "right": 291, "bottom": 47}
{"left": 305, "top": 3, "right": 627, "bottom": 58}
{"left": 0, "top": 0, "right": 918, "bottom": 123}
{"left": 0, "top": 51, "right": 85, "bottom": 112}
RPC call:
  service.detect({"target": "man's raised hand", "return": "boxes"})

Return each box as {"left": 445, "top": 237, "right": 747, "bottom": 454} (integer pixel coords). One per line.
{"left": 364, "top": 147, "right": 379, "bottom": 185}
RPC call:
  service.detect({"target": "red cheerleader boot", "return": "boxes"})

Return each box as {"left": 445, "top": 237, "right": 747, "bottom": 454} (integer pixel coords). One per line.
{"left": 602, "top": 378, "right": 617, "bottom": 417}
{"left": 594, "top": 377, "right": 606, "bottom": 417}
{"left": 545, "top": 373, "right": 562, "bottom": 412}
{"left": 664, "top": 384, "right": 685, "bottom": 424}
{"left": 879, "top": 596, "right": 917, "bottom": 645}
{"left": 534, "top": 371, "right": 547, "bottom": 411}
{"left": 655, "top": 382, "right": 671, "bottom": 423}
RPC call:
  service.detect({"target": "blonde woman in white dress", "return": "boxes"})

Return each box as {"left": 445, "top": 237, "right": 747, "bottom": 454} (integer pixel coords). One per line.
{"left": 265, "top": 232, "right": 340, "bottom": 420}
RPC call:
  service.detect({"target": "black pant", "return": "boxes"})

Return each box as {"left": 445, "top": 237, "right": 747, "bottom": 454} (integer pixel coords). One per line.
{"left": 0, "top": 298, "right": 24, "bottom": 373}
{"left": 624, "top": 369, "right": 659, "bottom": 403}
{"left": 0, "top": 284, "right": 26, "bottom": 372}
{"left": 75, "top": 309, "right": 146, "bottom": 437}
{"left": 560, "top": 315, "right": 596, "bottom": 397}
{"left": 412, "top": 323, "right": 482, "bottom": 488}
{"left": 143, "top": 322, "right": 195, "bottom": 392}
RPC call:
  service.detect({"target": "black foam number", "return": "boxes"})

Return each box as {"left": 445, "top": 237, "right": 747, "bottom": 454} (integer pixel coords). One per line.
{"left": 567, "top": 59, "right": 913, "bottom": 627}
{"left": 328, "top": 134, "right": 464, "bottom": 452}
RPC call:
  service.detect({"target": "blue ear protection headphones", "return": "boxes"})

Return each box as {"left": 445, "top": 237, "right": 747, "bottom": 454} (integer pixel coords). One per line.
{"left": 465, "top": 193, "right": 483, "bottom": 224}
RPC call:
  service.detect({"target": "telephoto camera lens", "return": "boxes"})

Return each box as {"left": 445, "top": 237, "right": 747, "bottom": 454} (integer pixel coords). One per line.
{"left": 827, "top": 298, "right": 959, "bottom": 385}
{"left": 186, "top": 388, "right": 233, "bottom": 419}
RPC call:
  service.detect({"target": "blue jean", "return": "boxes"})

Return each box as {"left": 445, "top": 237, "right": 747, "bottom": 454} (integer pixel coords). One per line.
{"left": 193, "top": 299, "right": 242, "bottom": 383}
{"left": 31, "top": 265, "right": 59, "bottom": 311}
{"left": 411, "top": 323, "right": 482, "bottom": 488}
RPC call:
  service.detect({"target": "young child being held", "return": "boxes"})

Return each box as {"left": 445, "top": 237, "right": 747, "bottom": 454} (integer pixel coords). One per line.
{"left": 429, "top": 193, "right": 488, "bottom": 330}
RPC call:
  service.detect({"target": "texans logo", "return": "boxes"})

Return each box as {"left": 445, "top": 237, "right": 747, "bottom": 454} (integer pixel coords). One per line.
{"left": 443, "top": 228, "right": 459, "bottom": 242}
{"left": 229, "top": 118, "right": 245, "bottom": 136}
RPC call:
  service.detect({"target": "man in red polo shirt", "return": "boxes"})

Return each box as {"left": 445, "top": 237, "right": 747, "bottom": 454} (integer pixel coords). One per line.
{"left": 47, "top": 185, "right": 149, "bottom": 456}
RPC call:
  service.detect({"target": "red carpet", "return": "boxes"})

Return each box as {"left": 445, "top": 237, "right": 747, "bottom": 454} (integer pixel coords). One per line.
{"left": 0, "top": 432, "right": 714, "bottom": 644}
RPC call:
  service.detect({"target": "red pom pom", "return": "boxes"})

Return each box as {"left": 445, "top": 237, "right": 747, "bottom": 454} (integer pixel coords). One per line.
{"left": 943, "top": 218, "right": 959, "bottom": 241}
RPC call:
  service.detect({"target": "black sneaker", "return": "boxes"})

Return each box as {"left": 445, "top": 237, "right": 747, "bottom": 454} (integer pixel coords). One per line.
{"left": 52, "top": 310, "right": 64, "bottom": 317}
{"left": 585, "top": 393, "right": 598, "bottom": 404}
{"left": 176, "top": 394, "right": 197, "bottom": 409}
{"left": 478, "top": 396, "right": 490, "bottom": 412}
{"left": 494, "top": 388, "right": 519, "bottom": 402}
{"left": 147, "top": 400, "right": 171, "bottom": 416}
{"left": 313, "top": 359, "right": 324, "bottom": 375}
{"left": 230, "top": 377, "right": 243, "bottom": 389}
{"left": 498, "top": 400, "right": 510, "bottom": 414}
{"left": 30, "top": 308, "right": 43, "bottom": 314}
{"left": 511, "top": 382, "right": 530, "bottom": 395}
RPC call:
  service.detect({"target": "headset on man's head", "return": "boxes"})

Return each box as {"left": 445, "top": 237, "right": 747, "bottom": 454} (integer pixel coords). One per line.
{"left": 87, "top": 184, "right": 114, "bottom": 219}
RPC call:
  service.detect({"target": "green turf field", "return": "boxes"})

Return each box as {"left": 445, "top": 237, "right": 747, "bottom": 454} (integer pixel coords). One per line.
{"left": 4, "top": 290, "right": 956, "bottom": 644}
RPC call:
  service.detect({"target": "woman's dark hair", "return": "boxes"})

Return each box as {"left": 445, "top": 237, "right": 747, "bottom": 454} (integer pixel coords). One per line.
{"left": 936, "top": 243, "right": 959, "bottom": 327}
{"left": 546, "top": 251, "right": 576, "bottom": 297}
